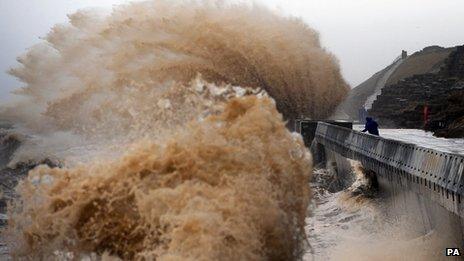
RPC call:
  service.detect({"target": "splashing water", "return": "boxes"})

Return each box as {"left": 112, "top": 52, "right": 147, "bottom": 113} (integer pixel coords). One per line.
{"left": 0, "top": 0, "right": 350, "bottom": 259}
{"left": 306, "top": 163, "right": 460, "bottom": 261}
{"left": 5, "top": 96, "right": 312, "bottom": 260}
{"left": 1, "top": 0, "right": 347, "bottom": 142}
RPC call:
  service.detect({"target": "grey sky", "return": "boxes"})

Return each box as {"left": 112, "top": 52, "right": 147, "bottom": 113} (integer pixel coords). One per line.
{"left": 1, "top": 0, "right": 463, "bottom": 102}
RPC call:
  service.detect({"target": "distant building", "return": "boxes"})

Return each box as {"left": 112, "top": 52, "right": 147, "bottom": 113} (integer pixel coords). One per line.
{"left": 401, "top": 50, "right": 408, "bottom": 59}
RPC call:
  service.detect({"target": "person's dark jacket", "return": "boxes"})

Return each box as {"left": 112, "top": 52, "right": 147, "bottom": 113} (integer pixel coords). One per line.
{"left": 362, "top": 118, "right": 379, "bottom": 136}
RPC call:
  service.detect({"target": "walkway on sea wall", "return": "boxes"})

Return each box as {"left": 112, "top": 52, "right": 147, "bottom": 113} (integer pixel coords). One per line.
{"left": 314, "top": 122, "right": 464, "bottom": 218}
{"left": 374, "top": 127, "right": 464, "bottom": 155}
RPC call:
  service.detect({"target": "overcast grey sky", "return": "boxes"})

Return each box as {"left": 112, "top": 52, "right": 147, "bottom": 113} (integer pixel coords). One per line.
{"left": 1, "top": 0, "right": 463, "bottom": 102}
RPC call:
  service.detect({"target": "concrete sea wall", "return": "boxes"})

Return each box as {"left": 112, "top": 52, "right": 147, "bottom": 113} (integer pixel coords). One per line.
{"left": 313, "top": 122, "right": 464, "bottom": 245}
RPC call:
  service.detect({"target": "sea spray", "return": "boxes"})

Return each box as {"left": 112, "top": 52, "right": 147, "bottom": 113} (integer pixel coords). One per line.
{"left": 0, "top": 0, "right": 350, "bottom": 259}
{"left": 5, "top": 96, "right": 312, "bottom": 260}
{"left": 2, "top": 0, "right": 347, "bottom": 150}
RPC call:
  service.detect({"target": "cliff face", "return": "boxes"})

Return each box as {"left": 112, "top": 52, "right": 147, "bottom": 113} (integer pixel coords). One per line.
{"left": 368, "top": 45, "right": 464, "bottom": 138}
{"left": 334, "top": 46, "right": 456, "bottom": 121}
{"left": 426, "top": 46, "right": 464, "bottom": 137}
{"left": 386, "top": 46, "right": 454, "bottom": 85}
{"left": 427, "top": 87, "right": 464, "bottom": 138}
{"left": 332, "top": 62, "right": 399, "bottom": 120}
{"left": 441, "top": 46, "right": 464, "bottom": 79}
{"left": 368, "top": 74, "right": 457, "bottom": 128}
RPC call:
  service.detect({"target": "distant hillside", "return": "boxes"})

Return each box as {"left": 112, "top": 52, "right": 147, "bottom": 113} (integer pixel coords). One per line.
{"left": 333, "top": 45, "right": 457, "bottom": 121}
{"left": 387, "top": 46, "right": 455, "bottom": 85}
{"left": 332, "top": 63, "right": 397, "bottom": 120}
{"left": 368, "top": 45, "right": 464, "bottom": 138}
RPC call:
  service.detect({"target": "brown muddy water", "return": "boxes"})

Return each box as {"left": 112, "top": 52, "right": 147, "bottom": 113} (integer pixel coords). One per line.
{"left": 0, "top": 0, "right": 457, "bottom": 260}
{"left": 0, "top": 1, "right": 348, "bottom": 259}
{"left": 304, "top": 166, "right": 461, "bottom": 261}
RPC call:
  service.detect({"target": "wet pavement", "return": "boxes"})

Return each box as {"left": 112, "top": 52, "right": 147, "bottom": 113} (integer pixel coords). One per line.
{"left": 353, "top": 125, "right": 464, "bottom": 155}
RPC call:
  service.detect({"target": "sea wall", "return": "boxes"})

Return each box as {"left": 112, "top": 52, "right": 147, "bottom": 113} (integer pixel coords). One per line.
{"left": 321, "top": 146, "right": 464, "bottom": 246}
{"left": 313, "top": 122, "right": 464, "bottom": 245}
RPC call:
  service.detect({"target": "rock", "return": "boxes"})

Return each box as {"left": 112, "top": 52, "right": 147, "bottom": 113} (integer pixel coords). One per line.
{"left": 367, "top": 45, "right": 464, "bottom": 138}
{"left": 425, "top": 89, "right": 464, "bottom": 138}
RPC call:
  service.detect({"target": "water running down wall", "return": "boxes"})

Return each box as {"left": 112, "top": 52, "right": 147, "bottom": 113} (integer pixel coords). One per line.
{"left": 314, "top": 122, "right": 464, "bottom": 246}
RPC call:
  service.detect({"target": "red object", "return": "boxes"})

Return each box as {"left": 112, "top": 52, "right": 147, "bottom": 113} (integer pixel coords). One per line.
{"left": 423, "top": 105, "right": 429, "bottom": 125}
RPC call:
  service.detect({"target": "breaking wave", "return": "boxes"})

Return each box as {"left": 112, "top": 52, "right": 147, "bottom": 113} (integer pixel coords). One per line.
{"left": 2, "top": 0, "right": 347, "bottom": 142}
{"left": 5, "top": 96, "right": 312, "bottom": 260}
{"left": 0, "top": 0, "right": 348, "bottom": 259}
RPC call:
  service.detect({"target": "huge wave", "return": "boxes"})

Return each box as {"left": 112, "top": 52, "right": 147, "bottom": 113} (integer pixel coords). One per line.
{"left": 1, "top": 0, "right": 347, "bottom": 259}
{"left": 2, "top": 0, "right": 347, "bottom": 140}
{"left": 5, "top": 95, "right": 312, "bottom": 260}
